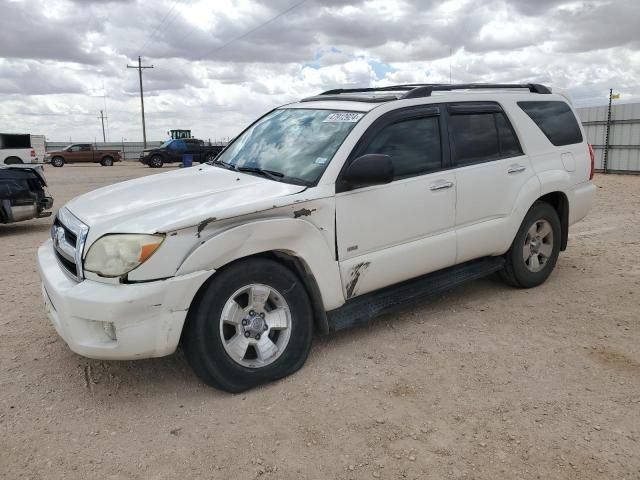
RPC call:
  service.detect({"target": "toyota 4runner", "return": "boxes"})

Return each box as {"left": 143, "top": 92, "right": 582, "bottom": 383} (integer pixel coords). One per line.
{"left": 37, "top": 83, "right": 596, "bottom": 392}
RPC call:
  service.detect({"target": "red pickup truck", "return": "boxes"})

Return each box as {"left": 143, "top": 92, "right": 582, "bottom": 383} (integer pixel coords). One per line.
{"left": 45, "top": 144, "right": 122, "bottom": 167}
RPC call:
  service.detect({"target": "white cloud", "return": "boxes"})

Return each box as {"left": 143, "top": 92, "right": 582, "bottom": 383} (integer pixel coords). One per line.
{"left": 0, "top": 0, "right": 638, "bottom": 141}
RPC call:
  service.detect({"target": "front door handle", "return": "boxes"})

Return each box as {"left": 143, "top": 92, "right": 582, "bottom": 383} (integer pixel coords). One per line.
{"left": 508, "top": 164, "right": 527, "bottom": 174}
{"left": 429, "top": 180, "right": 454, "bottom": 191}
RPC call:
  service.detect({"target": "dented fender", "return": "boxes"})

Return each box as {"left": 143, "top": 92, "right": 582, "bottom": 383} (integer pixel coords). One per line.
{"left": 175, "top": 217, "right": 345, "bottom": 310}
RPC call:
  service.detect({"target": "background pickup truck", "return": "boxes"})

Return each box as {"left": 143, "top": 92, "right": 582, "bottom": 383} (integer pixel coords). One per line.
{"left": 45, "top": 144, "right": 122, "bottom": 167}
{"left": 139, "top": 139, "right": 224, "bottom": 168}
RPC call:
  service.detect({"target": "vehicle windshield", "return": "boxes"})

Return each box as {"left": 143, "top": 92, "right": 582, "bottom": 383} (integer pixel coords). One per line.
{"left": 159, "top": 140, "right": 173, "bottom": 149}
{"left": 214, "top": 108, "right": 364, "bottom": 185}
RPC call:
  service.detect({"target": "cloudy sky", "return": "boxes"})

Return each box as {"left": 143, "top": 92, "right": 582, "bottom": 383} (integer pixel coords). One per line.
{"left": 1, "top": 0, "right": 638, "bottom": 142}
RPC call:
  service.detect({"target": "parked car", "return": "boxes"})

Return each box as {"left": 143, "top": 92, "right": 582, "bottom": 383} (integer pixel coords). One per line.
{"left": 139, "top": 138, "right": 224, "bottom": 168}
{"left": 37, "top": 83, "right": 596, "bottom": 392}
{"left": 45, "top": 144, "right": 122, "bottom": 167}
{"left": 0, "top": 133, "right": 38, "bottom": 165}
{"left": 1, "top": 164, "right": 53, "bottom": 223}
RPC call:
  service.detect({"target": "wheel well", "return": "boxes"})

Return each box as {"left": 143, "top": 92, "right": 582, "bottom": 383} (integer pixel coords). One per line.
{"left": 538, "top": 191, "right": 569, "bottom": 251}
{"left": 4, "top": 156, "right": 23, "bottom": 165}
{"left": 181, "top": 251, "right": 329, "bottom": 346}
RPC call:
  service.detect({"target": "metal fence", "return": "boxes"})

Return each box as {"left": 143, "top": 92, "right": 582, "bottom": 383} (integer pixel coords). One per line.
{"left": 45, "top": 140, "right": 228, "bottom": 162}
{"left": 577, "top": 103, "right": 640, "bottom": 174}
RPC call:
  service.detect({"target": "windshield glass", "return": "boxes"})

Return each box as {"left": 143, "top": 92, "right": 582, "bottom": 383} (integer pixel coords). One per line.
{"left": 159, "top": 140, "right": 173, "bottom": 149}
{"left": 215, "top": 108, "right": 364, "bottom": 185}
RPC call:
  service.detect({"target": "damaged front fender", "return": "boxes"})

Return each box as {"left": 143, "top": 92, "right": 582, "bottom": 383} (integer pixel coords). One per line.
{"left": 175, "top": 217, "right": 345, "bottom": 311}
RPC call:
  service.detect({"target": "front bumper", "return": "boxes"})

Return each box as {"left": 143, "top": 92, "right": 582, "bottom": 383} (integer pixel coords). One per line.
{"left": 37, "top": 239, "right": 214, "bottom": 360}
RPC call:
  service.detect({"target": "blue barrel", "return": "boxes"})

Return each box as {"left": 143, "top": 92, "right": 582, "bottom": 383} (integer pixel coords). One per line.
{"left": 182, "top": 153, "right": 193, "bottom": 168}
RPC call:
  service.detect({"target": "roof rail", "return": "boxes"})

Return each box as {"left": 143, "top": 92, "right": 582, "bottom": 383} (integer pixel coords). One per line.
{"left": 400, "top": 83, "right": 552, "bottom": 99}
{"left": 300, "top": 83, "right": 552, "bottom": 103}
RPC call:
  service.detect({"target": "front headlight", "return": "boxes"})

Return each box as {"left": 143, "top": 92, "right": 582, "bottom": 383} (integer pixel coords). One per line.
{"left": 84, "top": 234, "right": 164, "bottom": 278}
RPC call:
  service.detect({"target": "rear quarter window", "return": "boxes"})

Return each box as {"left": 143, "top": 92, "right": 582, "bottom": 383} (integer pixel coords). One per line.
{"left": 518, "top": 101, "right": 583, "bottom": 147}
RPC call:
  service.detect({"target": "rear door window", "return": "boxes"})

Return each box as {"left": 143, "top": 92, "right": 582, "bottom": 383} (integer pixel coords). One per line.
{"left": 518, "top": 101, "right": 583, "bottom": 146}
{"left": 448, "top": 110, "right": 523, "bottom": 166}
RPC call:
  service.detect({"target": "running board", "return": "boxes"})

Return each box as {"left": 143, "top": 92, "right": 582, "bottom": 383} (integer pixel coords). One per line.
{"left": 326, "top": 256, "right": 505, "bottom": 332}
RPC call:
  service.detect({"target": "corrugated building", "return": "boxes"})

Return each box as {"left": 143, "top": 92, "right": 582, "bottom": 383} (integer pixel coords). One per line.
{"left": 577, "top": 103, "right": 640, "bottom": 173}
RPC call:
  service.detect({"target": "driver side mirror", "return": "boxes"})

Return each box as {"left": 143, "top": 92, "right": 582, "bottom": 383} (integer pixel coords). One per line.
{"left": 342, "top": 154, "right": 394, "bottom": 188}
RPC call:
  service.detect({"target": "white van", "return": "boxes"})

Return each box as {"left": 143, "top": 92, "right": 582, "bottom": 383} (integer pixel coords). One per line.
{"left": 0, "top": 133, "right": 38, "bottom": 164}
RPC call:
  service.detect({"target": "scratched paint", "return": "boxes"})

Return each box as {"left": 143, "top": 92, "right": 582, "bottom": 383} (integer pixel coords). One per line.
{"left": 293, "top": 208, "right": 317, "bottom": 218}
{"left": 345, "top": 261, "right": 370, "bottom": 299}
{"left": 196, "top": 217, "right": 216, "bottom": 237}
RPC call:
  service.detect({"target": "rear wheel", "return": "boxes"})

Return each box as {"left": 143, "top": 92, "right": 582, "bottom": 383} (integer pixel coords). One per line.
{"left": 183, "top": 258, "right": 313, "bottom": 392}
{"left": 149, "top": 155, "right": 163, "bottom": 168}
{"left": 500, "top": 201, "right": 561, "bottom": 288}
{"left": 101, "top": 156, "right": 114, "bottom": 166}
{"left": 4, "top": 156, "right": 23, "bottom": 165}
{"left": 51, "top": 156, "right": 64, "bottom": 167}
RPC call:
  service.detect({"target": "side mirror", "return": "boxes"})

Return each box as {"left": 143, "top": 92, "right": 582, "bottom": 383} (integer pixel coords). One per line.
{"left": 342, "top": 154, "right": 394, "bottom": 187}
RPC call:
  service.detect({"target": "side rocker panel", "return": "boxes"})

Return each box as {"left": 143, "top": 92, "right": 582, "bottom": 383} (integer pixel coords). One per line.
{"left": 175, "top": 217, "right": 345, "bottom": 311}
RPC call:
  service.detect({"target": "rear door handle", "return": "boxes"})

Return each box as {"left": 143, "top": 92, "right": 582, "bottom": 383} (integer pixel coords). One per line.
{"left": 508, "top": 164, "right": 527, "bottom": 174}
{"left": 429, "top": 180, "right": 454, "bottom": 191}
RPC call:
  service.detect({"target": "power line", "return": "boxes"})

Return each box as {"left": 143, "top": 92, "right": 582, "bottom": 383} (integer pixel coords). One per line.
{"left": 199, "top": 0, "right": 308, "bottom": 59}
{"left": 139, "top": 0, "right": 183, "bottom": 54}
{"left": 126, "top": 56, "right": 154, "bottom": 147}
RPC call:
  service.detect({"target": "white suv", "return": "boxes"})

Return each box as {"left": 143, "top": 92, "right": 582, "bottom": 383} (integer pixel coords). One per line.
{"left": 37, "top": 83, "right": 596, "bottom": 392}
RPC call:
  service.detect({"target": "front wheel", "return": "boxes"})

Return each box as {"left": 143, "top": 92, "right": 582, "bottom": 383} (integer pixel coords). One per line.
{"left": 51, "top": 156, "right": 64, "bottom": 167}
{"left": 183, "top": 258, "right": 313, "bottom": 392}
{"left": 149, "top": 155, "right": 163, "bottom": 168}
{"left": 500, "top": 201, "right": 561, "bottom": 288}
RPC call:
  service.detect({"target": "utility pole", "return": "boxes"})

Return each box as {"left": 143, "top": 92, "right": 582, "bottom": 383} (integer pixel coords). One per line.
{"left": 603, "top": 88, "right": 613, "bottom": 174}
{"left": 127, "top": 56, "right": 154, "bottom": 148}
{"left": 97, "top": 110, "right": 107, "bottom": 142}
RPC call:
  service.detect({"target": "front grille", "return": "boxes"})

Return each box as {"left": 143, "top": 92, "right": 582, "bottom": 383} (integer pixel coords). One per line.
{"left": 51, "top": 208, "right": 88, "bottom": 281}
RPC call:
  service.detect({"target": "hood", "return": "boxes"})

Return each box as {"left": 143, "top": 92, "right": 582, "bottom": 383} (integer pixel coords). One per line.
{"left": 64, "top": 164, "right": 306, "bottom": 239}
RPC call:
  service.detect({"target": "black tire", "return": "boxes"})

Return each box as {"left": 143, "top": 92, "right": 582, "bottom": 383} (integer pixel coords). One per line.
{"left": 500, "top": 201, "right": 561, "bottom": 288}
{"left": 101, "top": 156, "right": 114, "bottom": 166}
{"left": 51, "top": 156, "right": 64, "bottom": 167}
{"left": 4, "top": 156, "right": 23, "bottom": 165}
{"left": 149, "top": 155, "right": 163, "bottom": 168}
{"left": 183, "top": 258, "right": 314, "bottom": 392}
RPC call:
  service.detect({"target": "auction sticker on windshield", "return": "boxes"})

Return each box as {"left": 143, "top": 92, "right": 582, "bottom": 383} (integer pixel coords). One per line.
{"left": 323, "top": 112, "right": 364, "bottom": 123}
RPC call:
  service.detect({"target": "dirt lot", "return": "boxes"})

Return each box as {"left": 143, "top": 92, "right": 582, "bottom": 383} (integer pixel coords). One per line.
{"left": 1, "top": 164, "right": 639, "bottom": 480}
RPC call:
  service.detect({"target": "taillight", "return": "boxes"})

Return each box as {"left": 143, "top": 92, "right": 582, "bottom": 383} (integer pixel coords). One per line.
{"left": 30, "top": 149, "right": 36, "bottom": 157}
{"left": 587, "top": 144, "right": 595, "bottom": 180}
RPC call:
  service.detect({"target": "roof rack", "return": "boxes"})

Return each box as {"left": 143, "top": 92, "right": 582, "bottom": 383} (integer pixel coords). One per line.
{"left": 300, "top": 83, "right": 552, "bottom": 103}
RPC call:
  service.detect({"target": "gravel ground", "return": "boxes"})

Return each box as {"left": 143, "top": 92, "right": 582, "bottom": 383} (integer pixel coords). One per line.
{"left": 1, "top": 164, "right": 639, "bottom": 480}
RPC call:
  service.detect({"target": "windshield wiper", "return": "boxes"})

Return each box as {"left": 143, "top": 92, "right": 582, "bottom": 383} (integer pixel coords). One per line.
{"left": 210, "top": 158, "right": 236, "bottom": 170}
{"left": 236, "top": 166, "right": 285, "bottom": 181}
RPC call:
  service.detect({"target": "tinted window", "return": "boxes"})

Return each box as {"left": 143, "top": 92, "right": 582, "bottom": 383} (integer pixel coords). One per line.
{"left": 495, "top": 113, "right": 523, "bottom": 157}
{"left": 449, "top": 112, "right": 522, "bottom": 165}
{"left": 450, "top": 113, "right": 500, "bottom": 165}
{"left": 362, "top": 116, "right": 441, "bottom": 179}
{"left": 518, "top": 101, "right": 582, "bottom": 146}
